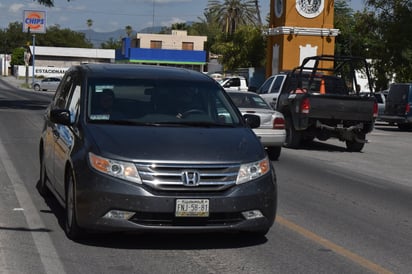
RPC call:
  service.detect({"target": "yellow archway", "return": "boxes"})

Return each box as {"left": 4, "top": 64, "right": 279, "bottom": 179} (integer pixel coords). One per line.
{"left": 266, "top": 0, "right": 339, "bottom": 76}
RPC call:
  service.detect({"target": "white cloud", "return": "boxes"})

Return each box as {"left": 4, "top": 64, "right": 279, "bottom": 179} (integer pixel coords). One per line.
{"left": 9, "top": 3, "right": 24, "bottom": 13}
{"left": 160, "top": 17, "right": 185, "bottom": 26}
{"left": 142, "top": 0, "right": 192, "bottom": 4}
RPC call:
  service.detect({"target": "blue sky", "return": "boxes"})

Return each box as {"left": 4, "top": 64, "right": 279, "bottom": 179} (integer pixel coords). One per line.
{"left": 0, "top": 0, "right": 364, "bottom": 32}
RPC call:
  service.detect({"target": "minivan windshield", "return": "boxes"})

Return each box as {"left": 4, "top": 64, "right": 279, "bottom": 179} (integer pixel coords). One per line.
{"left": 87, "top": 78, "right": 241, "bottom": 126}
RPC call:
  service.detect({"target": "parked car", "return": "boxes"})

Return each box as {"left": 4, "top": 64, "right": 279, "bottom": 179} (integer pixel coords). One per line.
{"left": 38, "top": 63, "right": 278, "bottom": 240}
{"left": 373, "top": 91, "right": 386, "bottom": 121}
{"left": 32, "top": 77, "right": 61, "bottom": 91}
{"left": 380, "top": 83, "right": 412, "bottom": 130}
{"left": 256, "top": 74, "right": 287, "bottom": 109}
{"left": 227, "top": 91, "right": 286, "bottom": 161}
{"left": 219, "top": 76, "right": 249, "bottom": 91}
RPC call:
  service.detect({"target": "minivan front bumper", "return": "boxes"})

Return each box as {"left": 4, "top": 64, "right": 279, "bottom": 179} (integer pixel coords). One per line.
{"left": 74, "top": 168, "right": 277, "bottom": 234}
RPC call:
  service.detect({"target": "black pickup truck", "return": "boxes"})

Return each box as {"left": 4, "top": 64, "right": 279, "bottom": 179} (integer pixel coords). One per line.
{"left": 276, "top": 55, "right": 378, "bottom": 152}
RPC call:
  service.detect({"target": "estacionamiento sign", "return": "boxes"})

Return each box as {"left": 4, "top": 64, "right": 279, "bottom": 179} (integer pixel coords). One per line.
{"left": 23, "top": 10, "right": 46, "bottom": 33}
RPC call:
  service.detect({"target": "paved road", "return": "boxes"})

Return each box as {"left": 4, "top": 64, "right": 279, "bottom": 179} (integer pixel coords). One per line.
{"left": 0, "top": 78, "right": 411, "bottom": 274}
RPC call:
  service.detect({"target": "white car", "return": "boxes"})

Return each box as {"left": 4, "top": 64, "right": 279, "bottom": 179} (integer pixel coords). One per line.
{"left": 256, "top": 74, "right": 287, "bottom": 109}
{"left": 227, "top": 91, "right": 286, "bottom": 160}
{"left": 219, "top": 76, "right": 249, "bottom": 91}
{"left": 32, "top": 77, "right": 61, "bottom": 92}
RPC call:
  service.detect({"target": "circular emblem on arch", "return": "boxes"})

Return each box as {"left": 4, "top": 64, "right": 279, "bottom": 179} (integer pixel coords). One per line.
{"left": 296, "top": 0, "right": 324, "bottom": 18}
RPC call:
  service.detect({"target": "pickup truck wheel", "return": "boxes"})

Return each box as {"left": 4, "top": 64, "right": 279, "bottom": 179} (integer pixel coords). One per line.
{"left": 266, "top": 146, "right": 281, "bottom": 161}
{"left": 346, "top": 134, "right": 365, "bottom": 152}
{"left": 284, "top": 117, "right": 301, "bottom": 148}
{"left": 398, "top": 123, "right": 412, "bottom": 131}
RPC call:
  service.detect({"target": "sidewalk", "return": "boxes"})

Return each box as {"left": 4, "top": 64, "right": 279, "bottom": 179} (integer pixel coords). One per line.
{"left": 0, "top": 76, "right": 33, "bottom": 91}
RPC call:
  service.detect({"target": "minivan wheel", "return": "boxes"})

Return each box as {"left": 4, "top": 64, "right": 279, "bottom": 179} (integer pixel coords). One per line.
{"left": 37, "top": 155, "right": 51, "bottom": 197}
{"left": 266, "top": 146, "right": 281, "bottom": 161}
{"left": 65, "top": 170, "right": 84, "bottom": 240}
{"left": 33, "top": 84, "right": 41, "bottom": 91}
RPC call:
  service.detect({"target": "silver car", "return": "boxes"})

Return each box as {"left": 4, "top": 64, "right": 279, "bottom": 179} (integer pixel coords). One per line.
{"left": 32, "top": 77, "right": 61, "bottom": 91}
{"left": 228, "top": 91, "right": 286, "bottom": 160}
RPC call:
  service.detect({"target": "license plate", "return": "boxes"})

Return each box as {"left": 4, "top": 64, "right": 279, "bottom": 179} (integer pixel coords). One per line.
{"left": 175, "top": 199, "right": 209, "bottom": 217}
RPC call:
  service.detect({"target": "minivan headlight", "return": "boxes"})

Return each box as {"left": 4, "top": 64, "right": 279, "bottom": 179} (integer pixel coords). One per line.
{"left": 236, "top": 157, "right": 270, "bottom": 185}
{"left": 88, "top": 152, "right": 142, "bottom": 184}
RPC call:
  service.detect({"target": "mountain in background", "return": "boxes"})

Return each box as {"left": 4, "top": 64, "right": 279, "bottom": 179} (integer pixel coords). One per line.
{"left": 79, "top": 26, "right": 169, "bottom": 48}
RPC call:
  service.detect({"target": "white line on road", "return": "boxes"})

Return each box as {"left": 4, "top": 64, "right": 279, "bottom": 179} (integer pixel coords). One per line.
{"left": 0, "top": 142, "right": 66, "bottom": 274}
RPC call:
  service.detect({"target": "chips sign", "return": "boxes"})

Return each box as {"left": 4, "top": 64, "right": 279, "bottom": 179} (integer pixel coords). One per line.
{"left": 23, "top": 10, "right": 46, "bottom": 33}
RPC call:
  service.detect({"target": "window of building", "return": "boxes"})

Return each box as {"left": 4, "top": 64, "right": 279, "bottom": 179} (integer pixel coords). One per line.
{"left": 132, "top": 38, "right": 140, "bottom": 48}
{"left": 182, "top": 42, "right": 194, "bottom": 50}
{"left": 150, "top": 40, "right": 162, "bottom": 49}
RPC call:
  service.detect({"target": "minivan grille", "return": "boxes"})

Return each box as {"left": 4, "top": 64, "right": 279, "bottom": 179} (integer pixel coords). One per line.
{"left": 135, "top": 163, "right": 239, "bottom": 191}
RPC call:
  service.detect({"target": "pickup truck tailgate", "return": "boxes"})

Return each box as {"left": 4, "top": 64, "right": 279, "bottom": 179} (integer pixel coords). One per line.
{"left": 307, "top": 94, "right": 375, "bottom": 121}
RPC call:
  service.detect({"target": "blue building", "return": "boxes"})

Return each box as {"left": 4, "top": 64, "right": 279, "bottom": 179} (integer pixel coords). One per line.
{"left": 116, "top": 30, "right": 208, "bottom": 72}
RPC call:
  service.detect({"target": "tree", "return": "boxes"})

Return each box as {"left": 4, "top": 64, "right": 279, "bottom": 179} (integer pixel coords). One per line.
{"left": 36, "top": 0, "right": 70, "bottom": 7}
{"left": 211, "top": 25, "right": 265, "bottom": 71}
{"left": 86, "top": 19, "right": 93, "bottom": 41}
{"left": 87, "top": 19, "right": 93, "bottom": 29}
{"left": 354, "top": 0, "right": 412, "bottom": 87}
{"left": 0, "top": 22, "right": 31, "bottom": 54}
{"left": 125, "top": 25, "right": 133, "bottom": 37}
{"left": 1, "top": 22, "right": 92, "bottom": 51}
{"left": 100, "top": 38, "right": 122, "bottom": 49}
{"left": 36, "top": 25, "right": 93, "bottom": 48}
{"left": 334, "top": 0, "right": 356, "bottom": 56}
{"left": 207, "top": 0, "right": 259, "bottom": 35}
{"left": 10, "top": 47, "right": 26, "bottom": 66}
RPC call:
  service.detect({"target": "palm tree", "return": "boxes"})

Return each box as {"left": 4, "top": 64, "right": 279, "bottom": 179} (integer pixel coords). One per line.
{"left": 254, "top": 0, "right": 262, "bottom": 28}
{"left": 207, "top": 0, "right": 259, "bottom": 35}
{"left": 86, "top": 19, "right": 93, "bottom": 41}
{"left": 125, "top": 25, "right": 133, "bottom": 37}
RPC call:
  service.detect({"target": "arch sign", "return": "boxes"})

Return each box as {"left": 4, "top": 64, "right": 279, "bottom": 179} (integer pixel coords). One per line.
{"left": 23, "top": 10, "right": 46, "bottom": 33}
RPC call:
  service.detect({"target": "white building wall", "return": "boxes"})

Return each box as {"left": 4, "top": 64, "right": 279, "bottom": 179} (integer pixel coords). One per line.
{"left": 136, "top": 30, "right": 207, "bottom": 50}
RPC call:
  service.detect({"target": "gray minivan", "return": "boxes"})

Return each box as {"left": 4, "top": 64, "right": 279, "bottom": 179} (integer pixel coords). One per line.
{"left": 38, "top": 63, "right": 277, "bottom": 240}
{"left": 380, "top": 83, "right": 412, "bottom": 130}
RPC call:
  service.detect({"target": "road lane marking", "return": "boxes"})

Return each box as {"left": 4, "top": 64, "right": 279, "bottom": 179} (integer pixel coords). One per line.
{"left": 0, "top": 142, "right": 66, "bottom": 274}
{"left": 277, "top": 216, "right": 393, "bottom": 274}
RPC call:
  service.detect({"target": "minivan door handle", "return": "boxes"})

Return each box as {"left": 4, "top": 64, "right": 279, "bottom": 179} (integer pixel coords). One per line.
{"left": 52, "top": 129, "right": 60, "bottom": 139}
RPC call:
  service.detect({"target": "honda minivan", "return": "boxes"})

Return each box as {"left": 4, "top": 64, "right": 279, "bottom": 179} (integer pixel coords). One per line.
{"left": 38, "top": 63, "right": 277, "bottom": 240}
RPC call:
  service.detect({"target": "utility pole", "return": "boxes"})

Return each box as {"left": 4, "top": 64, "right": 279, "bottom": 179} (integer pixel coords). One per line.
{"left": 25, "top": 27, "right": 31, "bottom": 86}
{"left": 152, "top": 0, "right": 155, "bottom": 32}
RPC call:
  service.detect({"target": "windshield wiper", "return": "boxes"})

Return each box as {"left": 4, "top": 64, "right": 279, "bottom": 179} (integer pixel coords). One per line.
{"left": 156, "top": 121, "right": 236, "bottom": 127}
{"left": 89, "top": 119, "right": 236, "bottom": 128}
{"left": 89, "top": 119, "right": 160, "bottom": 126}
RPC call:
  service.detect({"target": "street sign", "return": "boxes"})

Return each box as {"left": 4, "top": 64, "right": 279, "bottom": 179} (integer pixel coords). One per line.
{"left": 23, "top": 10, "right": 46, "bottom": 33}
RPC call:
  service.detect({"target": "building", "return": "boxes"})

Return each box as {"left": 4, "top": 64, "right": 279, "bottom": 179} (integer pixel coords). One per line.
{"left": 266, "top": 0, "right": 339, "bottom": 76}
{"left": 116, "top": 30, "right": 208, "bottom": 72}
{"left": 12, "top": 46, "right": 115, "bottom": 78}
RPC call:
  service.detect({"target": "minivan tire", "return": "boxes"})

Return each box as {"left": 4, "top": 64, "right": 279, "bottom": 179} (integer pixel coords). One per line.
{"left": 266, "top": 146, "right": 281, "bottom": 161}
{"left": 37, "top": 154, "right": 51, "bottom": 197}
{"left": 65, "top": 170, "right": 85, "bottom": 240}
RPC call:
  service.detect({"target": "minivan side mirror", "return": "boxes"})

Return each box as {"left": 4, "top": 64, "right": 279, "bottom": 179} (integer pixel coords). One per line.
{"left": 243, "top": 114, "right": 260, "bottom": 128}
{"left": 50, "top": 109, "right": 72, "bottom": 125}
